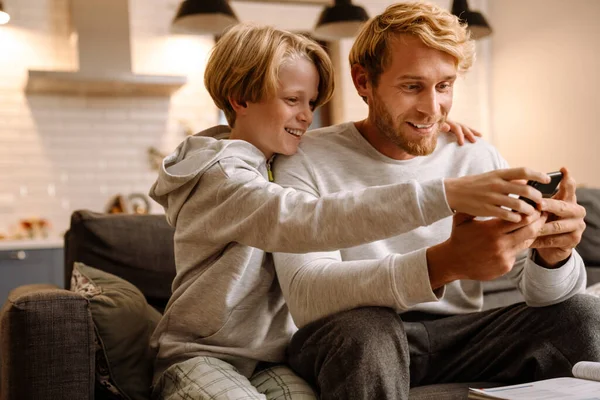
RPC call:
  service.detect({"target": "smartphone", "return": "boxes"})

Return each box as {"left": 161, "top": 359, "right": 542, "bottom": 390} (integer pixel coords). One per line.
{"left": 519, "top": 171, "right": 563, "bottom": 208}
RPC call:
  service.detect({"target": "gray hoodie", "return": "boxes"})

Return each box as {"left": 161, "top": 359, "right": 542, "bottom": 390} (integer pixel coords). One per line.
{"left": 149, "top": 125, "right": 454, "bottom": 380}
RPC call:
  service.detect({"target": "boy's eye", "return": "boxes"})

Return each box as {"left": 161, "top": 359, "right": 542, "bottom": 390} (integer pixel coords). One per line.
{"left": 309, "top": 100, "right": 317, "bottom": 111}
{"left": 286, "top": 97, "right": 298, "bottom": 103}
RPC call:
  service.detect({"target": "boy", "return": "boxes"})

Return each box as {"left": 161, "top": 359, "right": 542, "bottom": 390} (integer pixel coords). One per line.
{"left": 150, "top": 23, "right": 550, "bottom": 399}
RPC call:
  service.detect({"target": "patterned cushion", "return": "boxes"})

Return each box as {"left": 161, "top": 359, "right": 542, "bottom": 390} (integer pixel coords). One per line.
{"left": 71, "top": 262, "right": 162, "bottom": 400}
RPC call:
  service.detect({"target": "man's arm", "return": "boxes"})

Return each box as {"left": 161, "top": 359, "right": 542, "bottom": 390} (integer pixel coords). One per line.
{"left": 273, "top": 249, "right": 441, "bottom": 328}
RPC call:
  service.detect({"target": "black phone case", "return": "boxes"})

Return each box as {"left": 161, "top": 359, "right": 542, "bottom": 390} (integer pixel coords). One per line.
{"left": 520, "top": 172, "right": 563, "bottom": 207}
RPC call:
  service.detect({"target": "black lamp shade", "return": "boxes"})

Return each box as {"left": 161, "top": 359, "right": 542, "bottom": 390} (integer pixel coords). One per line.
{"left": 172, "top": 0, "right": 238, "bottom": 35}
{"left": 451, "top": 0, "right": 492, "bottom": 40}
{"left": 314, "top": 0, "right": 369, "bottom": 41}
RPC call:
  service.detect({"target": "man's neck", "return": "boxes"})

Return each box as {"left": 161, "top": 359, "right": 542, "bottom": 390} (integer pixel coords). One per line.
{"left": 354, "top": 119, "right": 416, "bottom": 161}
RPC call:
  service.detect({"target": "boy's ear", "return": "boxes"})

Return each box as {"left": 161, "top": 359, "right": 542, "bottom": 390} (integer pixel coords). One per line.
{"left": 229, "top": 96, "right": 248, "bottom": 114}
{"left": 351, "top": 64, "right": 371, "bottom": 99}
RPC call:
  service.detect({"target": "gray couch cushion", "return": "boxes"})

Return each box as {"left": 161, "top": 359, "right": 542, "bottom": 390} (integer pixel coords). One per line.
{"left": 64, "top": 210, "right": 176, "bottom": 311}
{"left": 576, "top": 187, "right": 600, "bottom": 266}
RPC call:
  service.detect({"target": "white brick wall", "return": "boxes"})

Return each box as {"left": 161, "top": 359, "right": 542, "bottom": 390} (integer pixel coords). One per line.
{"left": 0, "top": 0, "right": 216, "bottom": 238}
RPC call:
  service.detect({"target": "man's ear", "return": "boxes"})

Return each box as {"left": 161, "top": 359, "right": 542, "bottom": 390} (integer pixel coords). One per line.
{"left": 351, "top": 64, "right": 371, "bottom": 100}
{"left": 228, "top": 96, "right": 248, "bottom": 115}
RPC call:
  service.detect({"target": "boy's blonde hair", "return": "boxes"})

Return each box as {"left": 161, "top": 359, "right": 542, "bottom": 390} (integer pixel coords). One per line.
{"left": 349, "top": 1, "right": 475, "bottom": 88}
{"left": 205, "top": 24, "right": 335, "bottom": 127}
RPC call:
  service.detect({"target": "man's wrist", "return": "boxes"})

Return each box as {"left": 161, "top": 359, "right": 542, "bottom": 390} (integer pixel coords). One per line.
{"left": 426, "top": 242, "right": 457, "bottom": 290}
{"left": 532, "top": 249, "right": 571, "bottom": 269}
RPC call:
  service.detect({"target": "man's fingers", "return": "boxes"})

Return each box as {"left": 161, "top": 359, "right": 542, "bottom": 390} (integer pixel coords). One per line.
{"left": 508, "top": 214, "right": 548, "bottom": 248}
{"left": 530, "top": 233, "right": 581, "bottom": 249}
{"left": 497, "top": 212, "right": 544, "bottom": 234}
{"left": 538, "top": 218, "right": 585, "bottom": 237}
{"left": 553, "top": 167, "right": 576, "bottom": 203}
{"left": 541, "top": 198, "right": 586, "bottom": 219}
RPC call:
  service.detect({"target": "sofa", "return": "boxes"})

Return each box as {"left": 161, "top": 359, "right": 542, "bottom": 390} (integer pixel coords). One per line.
{"left": 2, "top": 187, "right": 600, "bottom": 400}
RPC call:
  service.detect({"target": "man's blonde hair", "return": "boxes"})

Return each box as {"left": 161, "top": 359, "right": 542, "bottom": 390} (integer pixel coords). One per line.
{"left": 349, "top": 1, "right": 475, "bottom": 87}
{"left": 205, "top": 24, "right": 335, "bottom": 127}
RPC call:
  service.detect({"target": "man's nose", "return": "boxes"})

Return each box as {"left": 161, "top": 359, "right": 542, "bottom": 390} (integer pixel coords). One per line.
{"left": 416, "top": 89, "right": 439, "bottom": 116}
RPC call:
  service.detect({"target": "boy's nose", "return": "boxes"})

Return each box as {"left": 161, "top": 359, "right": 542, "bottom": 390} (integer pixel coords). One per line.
{"left": 298, "top": 108, "right": 313, "bottom": 125}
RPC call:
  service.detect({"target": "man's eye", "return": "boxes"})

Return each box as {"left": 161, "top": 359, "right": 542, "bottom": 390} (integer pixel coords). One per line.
{"left": 437, "top": 83, "right": 453, "bottom": 91}
{"left": 402, "top": 84, "right": 420, "bottom": 91}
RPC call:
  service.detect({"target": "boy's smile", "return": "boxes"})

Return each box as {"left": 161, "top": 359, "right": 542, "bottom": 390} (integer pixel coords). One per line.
{"left": 230, "top": 57, "right": 320, "bottom": 159}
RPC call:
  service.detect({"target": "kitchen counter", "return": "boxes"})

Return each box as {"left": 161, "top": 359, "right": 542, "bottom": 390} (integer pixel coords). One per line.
{"left": 0, "top": 239, "right": 64, "bottom": 251}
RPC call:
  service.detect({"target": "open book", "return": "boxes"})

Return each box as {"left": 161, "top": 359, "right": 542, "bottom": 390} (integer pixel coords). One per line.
{"left": 468, "top": 361, "right": 600, "bottom": 399}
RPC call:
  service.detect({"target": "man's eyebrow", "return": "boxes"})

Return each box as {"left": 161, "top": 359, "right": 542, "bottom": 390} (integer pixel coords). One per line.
{"left": 397, "top": 75, "right": 457, "bottom": 81}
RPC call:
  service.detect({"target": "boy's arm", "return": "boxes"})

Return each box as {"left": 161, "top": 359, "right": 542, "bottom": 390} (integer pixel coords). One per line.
{"left": 179, "top": 156, "right": 452, "bottom": 254}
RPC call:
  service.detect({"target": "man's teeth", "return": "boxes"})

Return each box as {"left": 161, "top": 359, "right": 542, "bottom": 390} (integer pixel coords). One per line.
{"left": 410, "top": 123, "right": 433, "bottom": 129}
{"left": 285, "top": 128, "right": 303, "bottom": 137}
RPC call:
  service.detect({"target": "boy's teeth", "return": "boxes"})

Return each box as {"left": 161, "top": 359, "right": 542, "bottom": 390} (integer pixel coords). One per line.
{"left": 285, "top": 128, "right": 303, "bottom": 137}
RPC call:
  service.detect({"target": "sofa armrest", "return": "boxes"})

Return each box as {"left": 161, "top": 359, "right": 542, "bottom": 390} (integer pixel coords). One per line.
{"left": 0, "top": 284, "right": 95, "bottom": 400}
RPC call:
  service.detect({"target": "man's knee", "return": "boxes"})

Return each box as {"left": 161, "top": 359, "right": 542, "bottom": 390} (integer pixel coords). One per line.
{"left": 551, "top": 294, "right": 600, "bottom": 333}
{"left": 288, "top": 307, "right": 410, "bottom": 399}
{"left": 293, "top": 307, "right": 406, "bottom": 351}
{"left": 537, "top": 294, "right": 600, "bottom": 361}
{"left": 548, "top": 294, "right": 600, "bottom": 324}
{"left": 288, "top": 306, "right": 410, "bottom": 380}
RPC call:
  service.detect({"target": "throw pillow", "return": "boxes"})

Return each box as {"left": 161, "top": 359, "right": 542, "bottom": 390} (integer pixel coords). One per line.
{"left": 71, "top": 262, "right": 162, "bottom": 400}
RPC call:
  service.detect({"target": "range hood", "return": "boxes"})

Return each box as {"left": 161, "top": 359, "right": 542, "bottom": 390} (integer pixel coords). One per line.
{"left": 26, "top": 0, "right": 187, "bottom": 96}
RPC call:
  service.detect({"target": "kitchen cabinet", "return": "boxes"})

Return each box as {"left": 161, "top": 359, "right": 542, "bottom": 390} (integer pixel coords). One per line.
{"left": 0, "top": 240, "right": 64, "bottom": 307}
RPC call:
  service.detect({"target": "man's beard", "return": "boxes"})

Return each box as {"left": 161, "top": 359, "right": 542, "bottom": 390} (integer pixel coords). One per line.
{"left": 372, "top": 93, "right": 441, "bottom": 157}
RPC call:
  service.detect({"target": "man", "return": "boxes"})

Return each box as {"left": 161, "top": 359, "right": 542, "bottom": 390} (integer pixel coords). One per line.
{"left": 272, "top": 2, "right": 600, "bottom": 399}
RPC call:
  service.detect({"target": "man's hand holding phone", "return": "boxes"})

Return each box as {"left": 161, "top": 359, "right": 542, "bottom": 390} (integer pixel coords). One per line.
{"left": 528, "top": 167, "right": 587, "bottom": 268}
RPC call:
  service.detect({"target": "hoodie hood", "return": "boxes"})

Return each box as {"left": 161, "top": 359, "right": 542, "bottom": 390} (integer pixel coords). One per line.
{"left": 149, "top": 125, "right": 267, "bottom": 225}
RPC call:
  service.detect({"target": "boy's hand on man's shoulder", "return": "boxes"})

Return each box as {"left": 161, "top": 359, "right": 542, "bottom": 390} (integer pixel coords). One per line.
{"left": 442, "top": 120, "right": 482, "bottom": 145}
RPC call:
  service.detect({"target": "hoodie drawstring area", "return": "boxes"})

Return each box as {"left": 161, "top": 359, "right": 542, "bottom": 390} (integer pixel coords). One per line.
{"left": 266, "top": 156, "right": 275, "bottom": 182}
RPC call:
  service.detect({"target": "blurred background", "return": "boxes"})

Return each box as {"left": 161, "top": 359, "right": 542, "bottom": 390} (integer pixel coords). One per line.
{"left": 0, "top": 0, "right": 598, "bottom": 240}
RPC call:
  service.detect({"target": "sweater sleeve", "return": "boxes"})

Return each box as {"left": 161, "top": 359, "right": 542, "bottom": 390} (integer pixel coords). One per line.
{"left": 179, "top": 156, "right": 453, "bottom": 254}
{"left": 273, "top": 249, "right": 442, "bottom": 328}
{"left": 506, "top": 249, "right": 587, "bottom": 306}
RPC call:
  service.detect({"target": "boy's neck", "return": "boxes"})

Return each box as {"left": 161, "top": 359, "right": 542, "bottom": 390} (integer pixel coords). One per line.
{"left": 229, "top": 126, "right": 273, "bottom": 160}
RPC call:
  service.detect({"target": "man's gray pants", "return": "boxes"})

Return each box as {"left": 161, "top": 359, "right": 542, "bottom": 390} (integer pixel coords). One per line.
{"left": 287, "top": 294, "right": 600, "bottom": 400}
